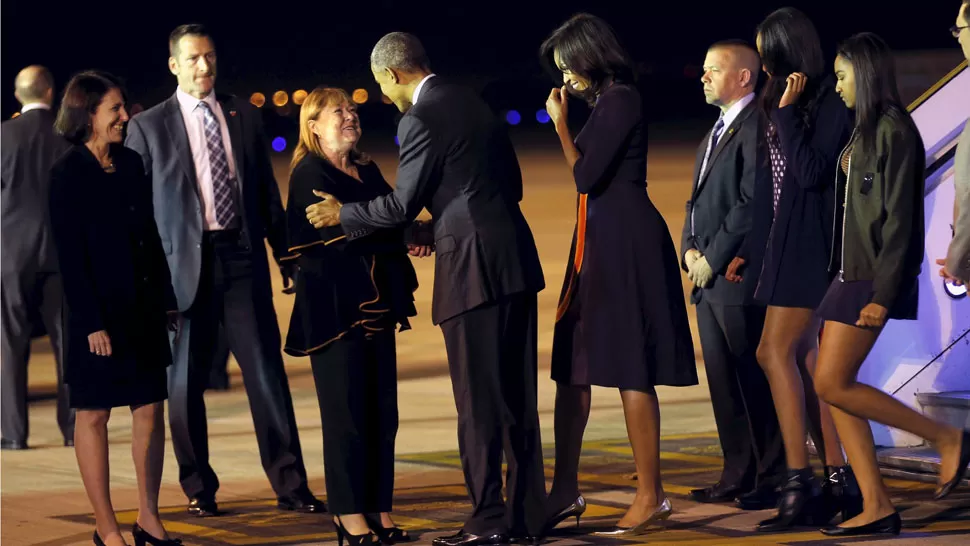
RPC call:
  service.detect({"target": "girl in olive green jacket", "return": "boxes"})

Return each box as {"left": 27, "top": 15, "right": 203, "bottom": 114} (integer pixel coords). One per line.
{"left": 812, "top": 32, "right": 970, "bottom": 538}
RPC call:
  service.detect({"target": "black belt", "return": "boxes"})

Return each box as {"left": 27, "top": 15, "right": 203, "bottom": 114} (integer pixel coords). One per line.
{"left": 203, "top": 227, "right": 242, "bottom": 243}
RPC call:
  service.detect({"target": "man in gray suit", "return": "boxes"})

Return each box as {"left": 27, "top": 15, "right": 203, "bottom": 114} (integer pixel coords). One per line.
{"left": 125, "top": 24, "right": 322, "bottom": 516}
{"left": 940, "top": 0, "right": 970, "bottom": 285}
{"left": 1, "top": 66, "right": 74, "bottom": 450}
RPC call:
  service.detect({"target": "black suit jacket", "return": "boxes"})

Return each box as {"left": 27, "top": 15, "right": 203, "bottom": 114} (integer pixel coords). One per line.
{"left": 1, "top": 108, "right": 71, "bottom": 274}
{"left": 125, "top": 93, "right": 289, "bottom": 311}
{"left": 681, "top": 99, "right": 768, "bottom": 306}
{"left": 340, "top": 77, "right": 545, "bottom": 324}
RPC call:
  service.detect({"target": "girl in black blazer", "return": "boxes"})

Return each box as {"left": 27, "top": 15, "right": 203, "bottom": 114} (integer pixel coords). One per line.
{"left": 742, "top": 8, "right": 857, "bottom": 532}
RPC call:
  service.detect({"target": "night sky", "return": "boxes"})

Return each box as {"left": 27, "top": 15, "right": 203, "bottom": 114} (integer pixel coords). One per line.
{"left": 3, "top": 1, "right": 965, "bottom": 133}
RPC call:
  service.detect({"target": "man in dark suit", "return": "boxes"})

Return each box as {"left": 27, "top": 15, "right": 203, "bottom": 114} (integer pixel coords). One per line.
{"left": 307, "top": 32, "right": 547, "bottom": 546}
{"left": 125, "top": 24, "right": 323, "bottom": 517}
{"left": 681, "top": 40, "right": 785, "bottom": 509}
{"left": 1, "top": 65, "right": 74, "bottom": 450}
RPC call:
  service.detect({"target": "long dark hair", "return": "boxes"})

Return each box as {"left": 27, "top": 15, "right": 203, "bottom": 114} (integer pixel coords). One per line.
{"left": 539, "top": 13, "right": 635, "bottom": 105}
{"left": 836, "top": 32, "right": 906, "bottom": 155}
{"left": 756, "top": 7, "right": 827, "bottom": 126}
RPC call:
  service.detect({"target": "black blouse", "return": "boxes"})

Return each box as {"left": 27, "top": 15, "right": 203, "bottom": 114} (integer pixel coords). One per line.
{"left": 283, "top": 154, "right": 418, "bottom": 356}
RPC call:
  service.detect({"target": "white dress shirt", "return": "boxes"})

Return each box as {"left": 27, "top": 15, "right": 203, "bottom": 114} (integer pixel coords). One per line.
{"left": 721, "top": 92, "right": 756, "bottom": 133}
{"left": 412, "top": 74, "right": 437, "bottom": 105}
{"left": 176, "top": 87, "right": 238, "bottom": 231}
{"left": 20, "top": 103, "right": 51, "bottom": 114}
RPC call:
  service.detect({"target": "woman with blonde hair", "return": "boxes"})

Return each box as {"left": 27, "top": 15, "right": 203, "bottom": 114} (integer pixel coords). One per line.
{"left": 284, "top": 87, "right": 427, "bottom": 545}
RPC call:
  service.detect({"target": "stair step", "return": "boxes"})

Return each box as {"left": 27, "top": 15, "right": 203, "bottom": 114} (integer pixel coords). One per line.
{"left": 917, "top": 391, "right": 970, "bottom": 408}
{"left": 876, "top": 446, "right": 970, "bottom": 486}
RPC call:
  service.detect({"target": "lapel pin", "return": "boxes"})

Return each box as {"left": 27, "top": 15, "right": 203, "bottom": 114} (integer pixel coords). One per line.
{"left": 229, "top": 110, "right": 237, "bottom": 117}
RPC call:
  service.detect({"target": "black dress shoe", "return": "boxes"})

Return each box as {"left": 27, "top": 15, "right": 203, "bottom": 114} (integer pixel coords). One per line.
{"left": 934, "top": 430, "right": 970, "bottom": 500}
{"left": 187, "top": 497, "right": 218, "bottom": 517}
{"left": 432, "top": 530, "right": 510, "bottom": 546}
{"left": 820, "top": 511, "right": 901, "bottom": 536}
{"left": 736, "top": 485, "right": 780, "bottom": 510}
{"left": 132, "top": 522, "right": 183, "bottom": 546}
{"left": 688, "top": 482, "right": 743, "bottom": 503}
{"left": 0, "top": 439, "right": 27, "bottom": 450}
{"left": 277, "top": 491, "right": 327, "bottom": 513}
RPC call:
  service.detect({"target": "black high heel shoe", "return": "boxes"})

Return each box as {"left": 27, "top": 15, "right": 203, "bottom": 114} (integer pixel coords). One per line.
{"left": 756, "top": 468, "right": 822, "bottom": 532}
{"left": 334, "top": 516, "right": 381, "bottom": 546}
{"left": 544, "top": 495, "right": 586, "bottom": 533}
{"left": 132, "top": 523, "right": 182, "bottom": 546}
{"left": 934, "top": 430, "right": 970, "bottom": 500}
{"left": 364, "top": 514, "right": 411, "bottom": 543}
{"left": 816, "top": 465, "right": 863, "bottom": 524}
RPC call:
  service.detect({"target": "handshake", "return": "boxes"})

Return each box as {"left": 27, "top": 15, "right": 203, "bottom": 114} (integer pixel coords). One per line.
{"left": 405, "top": 219, "right": 435, "bottom": 258}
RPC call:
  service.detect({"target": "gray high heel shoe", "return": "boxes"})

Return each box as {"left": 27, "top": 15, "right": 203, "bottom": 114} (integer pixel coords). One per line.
{"left": 592, "top": 497, "right": 672, "bottom": 537}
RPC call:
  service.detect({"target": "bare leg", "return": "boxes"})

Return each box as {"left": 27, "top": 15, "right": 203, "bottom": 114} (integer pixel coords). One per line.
{"left": 796, "top": 323, "right": 846, "bottom": 467}
{"left": 815, "top": 321, "right": 964, "bottom": 523}
{"left": 75, "top": 409, "right": 126, "bottom": 546}
{"left": 756, "top": 306, "right": 818, "bottom": 471}
{"left": 336, "top": 514, "right": 372, "bottom": 536}
{"left": 547, "top": 384, "right": 591, "bottom": 515}
{"left": 131, "top": 402, "right": 170, "bottom": 540}
{"left": 616, "top": 388, "right": 664, "bottom": 527}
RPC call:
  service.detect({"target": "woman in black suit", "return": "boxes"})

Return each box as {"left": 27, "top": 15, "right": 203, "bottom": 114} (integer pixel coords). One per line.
{"left": 285, "top": 87, "right": 423, "bottom": 546}
{"left": 49, "top": 71, "right": 180, "bottom": 546}
{"left": 728, "top": 8, "right": 858, "bottom": 532}
{"left": 540, "top": 14, "right": 698, "bottom": 537}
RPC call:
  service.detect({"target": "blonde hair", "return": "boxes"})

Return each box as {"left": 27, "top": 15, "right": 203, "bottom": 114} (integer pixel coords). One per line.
{"left": 290, "top": 87, "right": 370, "bottom": 174}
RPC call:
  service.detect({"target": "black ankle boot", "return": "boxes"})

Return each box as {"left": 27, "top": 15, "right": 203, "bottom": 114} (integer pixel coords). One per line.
{"left": 756, "top": 468, "right": 822, "bottom": 532}
{"left": 818, "top": 465, "right": 864, "bottom": 524}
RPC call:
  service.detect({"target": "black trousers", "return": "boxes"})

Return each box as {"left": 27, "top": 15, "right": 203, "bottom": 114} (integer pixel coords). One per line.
{"left": 695, "top": 299, "right": 785, "bottom": 489}
{"left": 168, "top": 231, "right": 308, "bottom": 500}
{"left": 440, "top": 292, "right": 546, "bottom": 537}
{"left": 1, "top": 270, "right": 74, "bottom": 444}
{"left": 310, "top": 328, "right": 398, "bottom": 514}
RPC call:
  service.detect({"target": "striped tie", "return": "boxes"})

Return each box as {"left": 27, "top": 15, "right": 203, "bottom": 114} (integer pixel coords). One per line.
{"left": 197, "top": 101, "right": 236, "bottom": 227}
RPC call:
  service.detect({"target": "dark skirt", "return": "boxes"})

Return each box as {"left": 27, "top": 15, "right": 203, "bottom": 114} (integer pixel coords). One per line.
{"left": 69, "top": 363, "right": 168, "bottom": 409}
{"left": 64, "top": 303, "right": 172, "bottom": 410}
{"left": 816, "top": 276, "right": 918, "bottom": 326}
{"left": 551, "top": 198, "right": 697, "bottom": 390}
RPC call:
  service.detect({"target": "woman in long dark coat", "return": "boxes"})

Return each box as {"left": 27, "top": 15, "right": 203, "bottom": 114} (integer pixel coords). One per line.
{"left": 540, "top": 13, "right": 697, "bottom": 538}
{"left": 285, "top": 87, "right": 422, "bottom": 546}
{"left": 49, "top": 71, "right": 180, "bottom": 546}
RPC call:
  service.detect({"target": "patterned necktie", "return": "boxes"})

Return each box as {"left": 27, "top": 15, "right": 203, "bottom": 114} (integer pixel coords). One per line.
{"left": 691, "top": 117, "right": 726, "bottom": 237}
{"left": 699, "top": 117, "right": 725, "bottom": 179}
{"left": 197, "top": 101, "right": 236, "bottom": 227}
